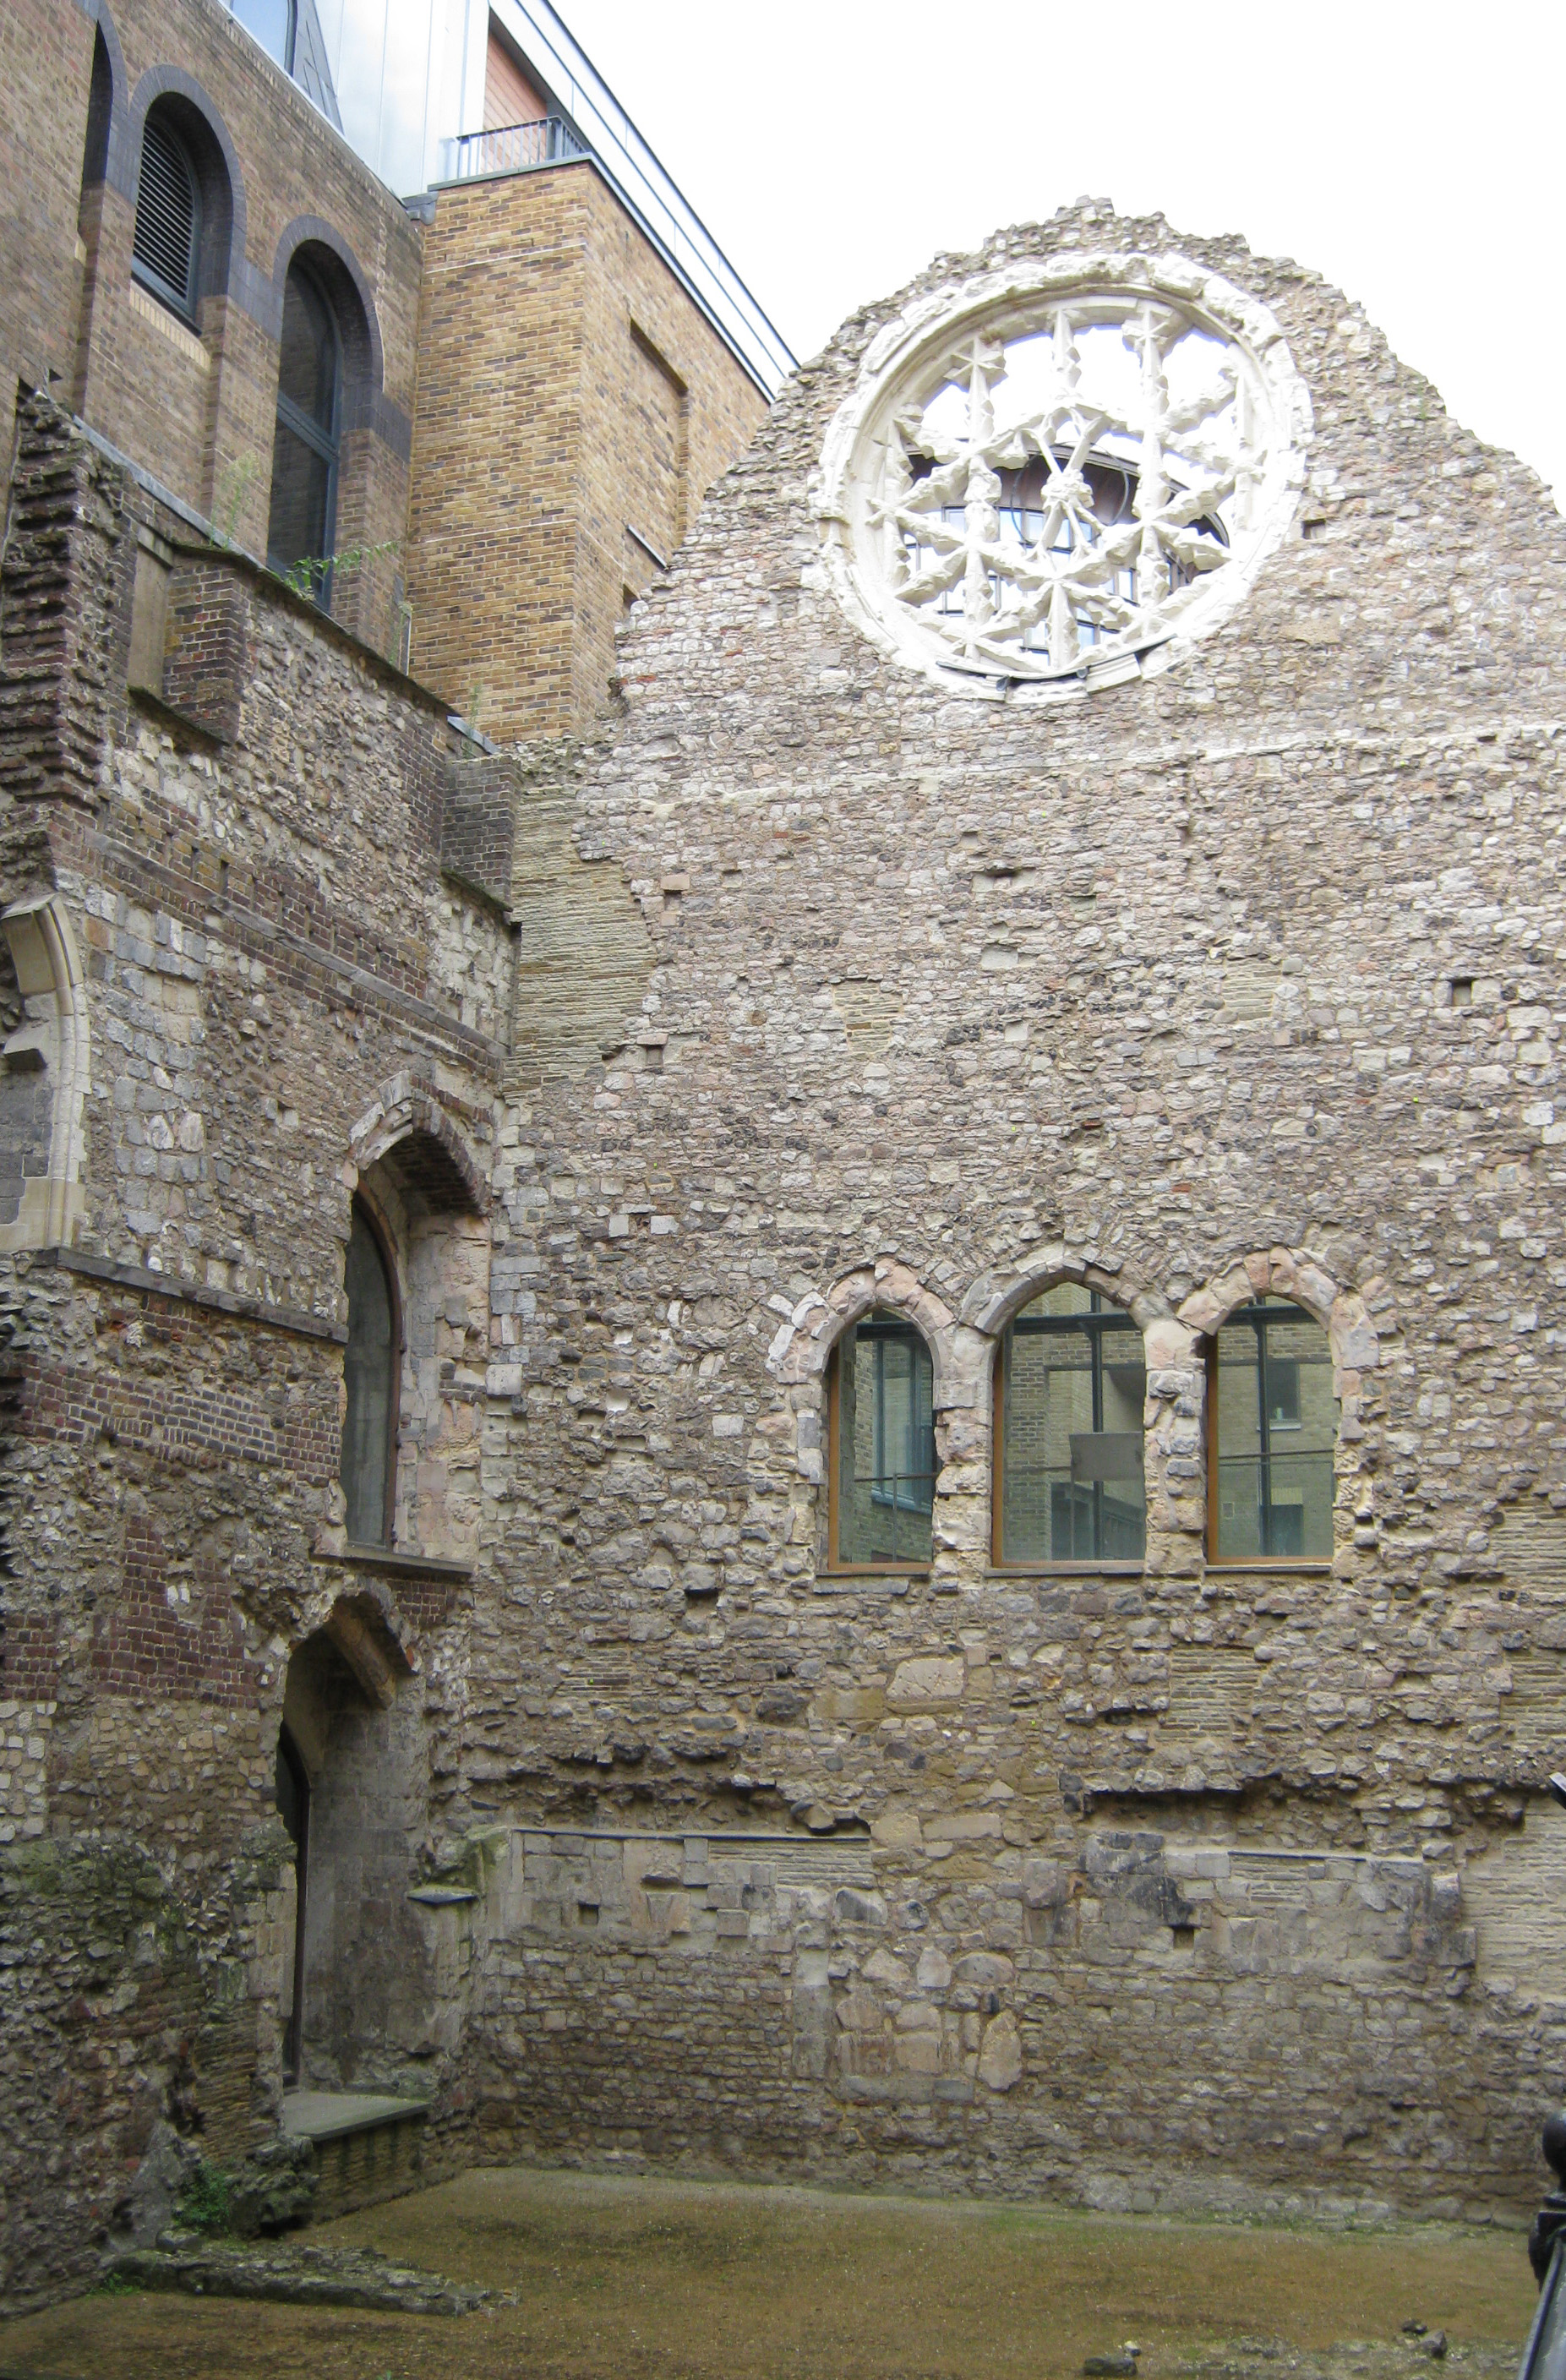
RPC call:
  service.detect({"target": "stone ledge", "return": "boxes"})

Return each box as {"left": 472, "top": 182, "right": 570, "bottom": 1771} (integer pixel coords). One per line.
{"left": 23, "top": 1246, "right": 346, "bottom": 1342}
{"left": 281, "top": 2090, "right": 430, "bottom": 2145}
{"left": 319, "top": 1545, "right": 474, "bottom": 1581}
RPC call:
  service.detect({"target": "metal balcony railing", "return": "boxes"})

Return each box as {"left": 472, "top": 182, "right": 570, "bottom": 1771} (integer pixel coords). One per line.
{"left": 439, "top": 116, "right": 586, "bottom": 182}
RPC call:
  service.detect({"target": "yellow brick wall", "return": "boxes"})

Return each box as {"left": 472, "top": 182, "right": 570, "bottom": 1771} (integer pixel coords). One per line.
{"left": 402, "top": 160, "right": 769, "bottom": 741}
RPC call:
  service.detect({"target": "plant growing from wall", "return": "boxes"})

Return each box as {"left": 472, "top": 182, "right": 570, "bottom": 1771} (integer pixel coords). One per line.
{"left": 176, "top": 2159, "right": 234, "bottom": 2236}
{"left": 276, "top": 538, "right": 401, "bottom": 604}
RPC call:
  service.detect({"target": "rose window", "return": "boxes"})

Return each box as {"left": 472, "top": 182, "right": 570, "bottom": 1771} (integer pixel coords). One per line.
{"left": 817, "top": 254, "right": 1311, "bottom": 695}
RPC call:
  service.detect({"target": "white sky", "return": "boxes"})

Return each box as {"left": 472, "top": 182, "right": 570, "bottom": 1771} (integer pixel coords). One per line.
{"left": 559, "top": 0, "right": 1566, "bottom": 510}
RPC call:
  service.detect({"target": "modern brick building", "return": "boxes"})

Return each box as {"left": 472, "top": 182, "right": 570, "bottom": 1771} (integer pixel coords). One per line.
{"left": 5, "top": 0, "right": 1566, "bottom": 2317}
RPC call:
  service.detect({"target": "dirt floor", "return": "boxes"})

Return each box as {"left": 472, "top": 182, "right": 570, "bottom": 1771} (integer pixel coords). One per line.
{"left": 0, "top": 2166, "right": 1541, "bottom": 2380}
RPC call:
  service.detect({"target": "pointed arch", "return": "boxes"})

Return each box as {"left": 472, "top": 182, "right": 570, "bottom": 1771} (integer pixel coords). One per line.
{"left": 0, "top": 893, "right": 90, "bottom": 1253}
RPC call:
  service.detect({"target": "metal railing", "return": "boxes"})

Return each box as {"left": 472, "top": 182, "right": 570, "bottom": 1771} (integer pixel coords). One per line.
{"left": 476, "top": 1, "right": 796, "bottom": 399}
{"left": 439, "top": 116, "right": 586, "bottom": 182}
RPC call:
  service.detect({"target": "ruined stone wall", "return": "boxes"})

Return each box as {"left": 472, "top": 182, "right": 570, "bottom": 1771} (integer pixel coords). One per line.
{"left": 0, "top": 395, "right": 500, "bottom": 2302}
{"left": 451, "top": 207, "right": 1566, "bottom": 2219}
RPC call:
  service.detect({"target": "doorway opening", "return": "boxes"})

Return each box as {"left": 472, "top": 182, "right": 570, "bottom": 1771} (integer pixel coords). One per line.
{"left": 274, "top": 1722, "right": 309, "bottom": 2082}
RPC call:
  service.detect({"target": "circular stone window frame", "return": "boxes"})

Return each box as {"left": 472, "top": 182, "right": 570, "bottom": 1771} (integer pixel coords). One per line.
{"left": 814, "top": 248, "right": 1313, "bottom": 702}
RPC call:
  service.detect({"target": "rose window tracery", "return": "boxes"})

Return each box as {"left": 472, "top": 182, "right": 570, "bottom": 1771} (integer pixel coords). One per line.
{"left": 817, "top": 254, "right": 1311, "bottom": 696}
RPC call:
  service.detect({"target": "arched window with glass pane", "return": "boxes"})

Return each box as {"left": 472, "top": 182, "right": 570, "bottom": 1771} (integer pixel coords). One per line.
{"left": 1209, "top": 1296, "right": 1337, "bottom": 1562}
{"left": 341, "top": 1198, "right": 397, "bottom": 1546}
{"left": 827, "top": 1309, "right": 937, "bottom": 1569}
{"left": 995, "top": 1285, "right": 1146, "bottom": 1566}
{"left": 267, "top": 260, "right": 341, "bottom": 595}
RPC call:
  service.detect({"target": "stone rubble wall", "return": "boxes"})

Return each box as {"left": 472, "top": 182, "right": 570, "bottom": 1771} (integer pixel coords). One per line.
{"left": 440, "top": 1819, "right": 1516, "bottom": 2220}
{"left": 450, "top": 207, "right": 1566, "bottom": 2219}
{"left": 0, "top": 396, "right": 497, "bottom": 2303}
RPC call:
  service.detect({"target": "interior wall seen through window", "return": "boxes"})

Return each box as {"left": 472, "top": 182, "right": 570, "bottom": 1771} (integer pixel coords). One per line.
{"left": 1000, "top": 1284, "right": 1146, "bottom": 1564}
{"left": 1212, "top": 1296, "right": 1336, "bottom": 1560}
{"left": 832, "top": 1310, "right": 936, "bottom": 1567}
{"left": 341, "top": 1200, "right": 396, "bottom": 1545}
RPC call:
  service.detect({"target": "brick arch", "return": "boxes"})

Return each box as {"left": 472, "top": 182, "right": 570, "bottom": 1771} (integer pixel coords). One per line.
{"left": 128, "top": 65, "right": 247, "bottom": 308}
{"left": 347, "top": 1079, "right": 489, "bottom": 1216}
{"left": 83, "top": 2, "right": 138, "bottom": 202}
{"left": 270, "top": 217, "right": 384, "bottom": 394}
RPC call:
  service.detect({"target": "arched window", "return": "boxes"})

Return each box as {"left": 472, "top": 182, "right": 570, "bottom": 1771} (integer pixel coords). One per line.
{"left": 827, "top": 1309, "right": 937, "bottom": 1569}
{"left": 1209, "top": 1296, "right": 1337, "bottom": 1563}
{"left": 341, "top": 1198, "right": 397, "bottom": 1546}
{"left": 267, "top": 260, "right": 341, "bottom": 594}
{"left": 995, "top": 1285, "right": 1146, "bottom": 1567}
{"left": 132, "top": 108, "right": 201, "bottom": 321}
{"left": 227, "top": 0, "right": 297, "bottom": 73}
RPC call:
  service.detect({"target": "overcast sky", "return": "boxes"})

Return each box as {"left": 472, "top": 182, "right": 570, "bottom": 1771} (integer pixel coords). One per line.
{"left": 560, "top": 0, "right": 1566, "bottom": 510}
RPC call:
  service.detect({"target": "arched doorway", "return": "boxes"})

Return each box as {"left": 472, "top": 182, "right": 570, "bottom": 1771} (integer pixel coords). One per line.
{"left": 274, "top": 1600, "right": 429, "bottom": 2092}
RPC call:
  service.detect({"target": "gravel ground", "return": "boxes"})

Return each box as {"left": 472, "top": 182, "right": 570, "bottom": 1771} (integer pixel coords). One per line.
{"left": 0, "top": 2165, "right": 1537, "bottom": 2380}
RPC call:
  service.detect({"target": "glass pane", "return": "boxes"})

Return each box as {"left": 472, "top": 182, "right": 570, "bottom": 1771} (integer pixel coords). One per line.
{"left": 277, "top": 267, "right": 338, "bottom": 432}
{"left": 836, "top": 1311, "right": 936, "bottom": 1565}
{"left": 1214, "top": 1297, "right": 1336, "bottom": 1560}
{"left": 230, "top": 0, "right": 294, "bottom": 69}
{"left": 266, "top": 418, "right": 333, "bottom": 577}
{"left": 1002, "top": 1285, "right": 1145, "bottom": 1563}
{"left": 341, "top": 1205, "right": 394, "bottom": 1544}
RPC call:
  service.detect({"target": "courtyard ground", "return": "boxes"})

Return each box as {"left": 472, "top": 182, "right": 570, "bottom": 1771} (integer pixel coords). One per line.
{"left": 0, "top": 2165, "right": 1541, "bottom": 2380}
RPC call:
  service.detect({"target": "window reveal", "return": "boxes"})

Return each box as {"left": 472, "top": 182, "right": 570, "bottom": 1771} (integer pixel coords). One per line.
{"left": 829, "top": 1310, "right": 936, "bottom": 1568}
{"left": 997, "top": 1285, "right": 1146, "bottom": 1564}
{"left": 1209, "top": 1297, "right": 1336, "bottom": 1562}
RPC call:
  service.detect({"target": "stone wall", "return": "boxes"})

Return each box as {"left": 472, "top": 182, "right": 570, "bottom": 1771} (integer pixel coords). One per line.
{"left": 446, "top": 205, "right": 1566, "bottom": 2221}
{"left": 0, "top": 393, "right": 500, "bottom": 2303}
{"left": 444, "top": 1818, "right": 1516, "bottom": 2219}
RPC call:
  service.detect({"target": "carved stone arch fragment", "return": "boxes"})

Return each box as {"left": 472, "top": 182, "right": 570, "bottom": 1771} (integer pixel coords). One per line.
{"left": 0, "top": 893, "right": 90, "bottom": 1253}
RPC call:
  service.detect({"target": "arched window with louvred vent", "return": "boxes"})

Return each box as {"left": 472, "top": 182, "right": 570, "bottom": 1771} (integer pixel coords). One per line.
{"left": 132, "top": 108, "right": 201, "bottom": 321}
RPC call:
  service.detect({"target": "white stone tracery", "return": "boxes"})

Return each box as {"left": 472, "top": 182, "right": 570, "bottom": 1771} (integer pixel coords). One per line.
{"left": 817, "top": 252, "right": 1311, "bottom": 696}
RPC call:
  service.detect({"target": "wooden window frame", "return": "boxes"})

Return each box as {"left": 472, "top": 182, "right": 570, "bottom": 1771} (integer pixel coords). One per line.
{"left": 989, "top": 1300, "right": 1148, "bottom": 1575}
{"left": 1203, "top": 1303, "right": 1335, "bottom": 1571}
{"left": 825, "top": 1324, "right": 935, "bottom": 1576}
